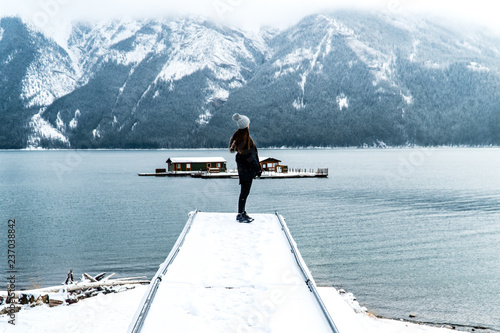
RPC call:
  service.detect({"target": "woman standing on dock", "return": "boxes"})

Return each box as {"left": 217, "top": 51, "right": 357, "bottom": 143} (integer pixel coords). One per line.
{"left": 229, "top": 113, "right": 262, "bottom": 223}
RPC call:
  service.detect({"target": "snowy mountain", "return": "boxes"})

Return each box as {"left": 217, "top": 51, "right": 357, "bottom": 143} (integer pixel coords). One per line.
{"left": 207, "top": 12, "right": 500, "bottom": 147}
{"left": 1, "top": 11, "right": 499, "bottom": 148}
{"left": 0, "top": 17, "right": 78, "bottom": 147}
{"left": 28, "top": 17, "right": 269, "bottom": 148}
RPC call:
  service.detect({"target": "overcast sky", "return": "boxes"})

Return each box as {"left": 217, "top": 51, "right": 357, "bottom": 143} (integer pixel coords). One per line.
{"left": 1, "top": 0, "right": 499, "bottom": 37}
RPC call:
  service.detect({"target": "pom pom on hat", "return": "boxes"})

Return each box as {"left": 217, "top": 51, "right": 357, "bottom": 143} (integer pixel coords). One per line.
{"left": 232, "top": 113, "right": 250, "bottom": 129}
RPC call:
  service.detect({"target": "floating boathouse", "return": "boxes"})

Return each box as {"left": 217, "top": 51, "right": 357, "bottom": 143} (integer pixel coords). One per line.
{"left": 166, "top": 157, "right": 227, "bottom": 173}
{"left": 259, "top": 157, "right": 289, "bottom": 173}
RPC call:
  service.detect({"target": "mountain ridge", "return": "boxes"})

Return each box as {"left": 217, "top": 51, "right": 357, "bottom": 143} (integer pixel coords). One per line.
{"left": 1, "top": 11, "right": 499, "bottom": 149}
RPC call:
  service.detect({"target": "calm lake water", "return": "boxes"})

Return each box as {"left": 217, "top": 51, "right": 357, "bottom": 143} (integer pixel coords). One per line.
{"left": 1, "top": 148, "right": 499, "bottom": 331}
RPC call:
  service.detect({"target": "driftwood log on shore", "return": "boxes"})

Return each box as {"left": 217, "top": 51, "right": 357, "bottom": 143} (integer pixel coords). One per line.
{"left": 0, "top": 273, "right": 150, "bottom": 303}
{"left": 2, "top": 279, "right": 149, "bottom": 298}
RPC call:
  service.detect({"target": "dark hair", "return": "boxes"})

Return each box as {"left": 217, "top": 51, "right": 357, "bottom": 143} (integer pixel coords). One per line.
{"left": 230, "top": 128, "right": 254, "bottom": 154}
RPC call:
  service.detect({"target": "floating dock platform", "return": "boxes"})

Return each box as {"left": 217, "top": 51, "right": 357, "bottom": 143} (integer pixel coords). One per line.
{"left": 128, "top": 211, "right": 339, "bottom": 333}
{"left": 138, "top": 170, "right": 328, "bottom": 178}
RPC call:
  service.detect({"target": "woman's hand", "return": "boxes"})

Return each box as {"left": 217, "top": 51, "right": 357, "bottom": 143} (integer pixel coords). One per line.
{"left": 229, "top": 140, "right": 237, "bottom": 153}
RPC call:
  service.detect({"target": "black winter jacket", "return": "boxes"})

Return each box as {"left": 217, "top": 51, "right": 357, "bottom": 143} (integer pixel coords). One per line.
{"left": 235, "top": 145, "right": 261, "bottom": 183}
{"left": 230, "top": 139, "right": 261, "bottom": 183}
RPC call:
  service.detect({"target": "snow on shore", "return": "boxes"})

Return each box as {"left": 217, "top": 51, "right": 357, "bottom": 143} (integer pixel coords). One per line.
{"left": 0, "top": 284, "right": 454, "bottom": 333}
{"left": 0, "top": 285, "right": 148, "bottom": 332}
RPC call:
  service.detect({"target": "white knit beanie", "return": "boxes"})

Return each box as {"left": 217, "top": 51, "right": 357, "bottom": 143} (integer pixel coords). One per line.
{"left": 232, "top": 113, "right": 250, "bottom": 129}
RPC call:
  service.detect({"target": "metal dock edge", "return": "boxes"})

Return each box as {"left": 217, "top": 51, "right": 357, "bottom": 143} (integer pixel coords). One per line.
{"left": 127, "top": 210, "right": 199, "bottom": 333}
{"left": 275, "top": 211, "right": 340, "bottom": 333}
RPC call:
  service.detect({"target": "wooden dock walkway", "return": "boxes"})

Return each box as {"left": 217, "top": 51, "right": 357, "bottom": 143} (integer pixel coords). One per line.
{"left": 128, "top": 211, "right": 339, "bottom": 332}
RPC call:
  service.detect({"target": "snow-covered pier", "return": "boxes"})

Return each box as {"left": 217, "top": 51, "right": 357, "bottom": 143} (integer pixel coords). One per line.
{"left": 128, "top": 211, "right": 339, "bottom": 332}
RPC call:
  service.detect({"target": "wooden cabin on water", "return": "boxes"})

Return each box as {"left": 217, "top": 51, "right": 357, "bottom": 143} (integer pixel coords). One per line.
{"left": 166, "top": 157, "right": 227, "bottom": 173}
{"left": 259, "top": 157, "right": 288, "bottom": 173}
{"left": 139, "top": 156, "right": 326, "bottom": 178}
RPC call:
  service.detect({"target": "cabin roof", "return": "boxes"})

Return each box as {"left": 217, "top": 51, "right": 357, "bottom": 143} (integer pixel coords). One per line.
{"left": 259, "top": 157, "right": 281, "bottom": 163}
{"left": 166, "top": 157, "right": 227, "bottom": 164}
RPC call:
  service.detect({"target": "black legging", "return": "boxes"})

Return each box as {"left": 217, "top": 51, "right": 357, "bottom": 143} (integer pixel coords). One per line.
{"left": 238, "top": 179, "right": 253, "bottom": 213}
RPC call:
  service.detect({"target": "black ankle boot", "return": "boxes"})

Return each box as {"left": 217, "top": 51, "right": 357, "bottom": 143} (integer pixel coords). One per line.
{"left": 242, "top": 211, "right": 254, "bottom": 222}
{"left": 236, "top": 212, "right": 252, "bottom": 223}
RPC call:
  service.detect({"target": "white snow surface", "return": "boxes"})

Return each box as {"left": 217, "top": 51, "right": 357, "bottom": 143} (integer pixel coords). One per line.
{"left": 0, "top": 284, "right": 148, "bottom": 332}
{"left": 136, "top": 212, "right": 454, "bottom": 333}
{"left": 167, "top": 157, "right": 226, "bottom": 163}
{"left": 92, "top": 127, "right": 101, "bottom": 139}
{"left": 468, "top": 61, "right": 490, "bottom": 72}
{"left": 275, "top": 16, "right": 351, "bottom": 110}
{"left": 27, "top": 112, "right": 69, "bottom": 148}
{"left": 347, "top": 38, "right": 395, "bottom": 86}
{"left": 336, "top": 94, "right": 349, "bottom": 111}
{"left": 18, "top": 24, "right": 78, "bottom": 109}
{"left": 20, "top": 49, "right": 77, "bottom": 109}
{"left": 154, "top": 18, "right": 262, "bottom": 92}
{"left": 0, "top": 212, "right": 455, "bottom": 333}
{"left": 400, "top": 91, "right": 414, "bottom": 105}
{"left": 410, "top": 39, "right": 420, "bottom": 62}
{"left": 138, "top": 212, "right": 334, "bottom": 332}
{"left": 69, "top": 110, "right": 81, "bottom": 130}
